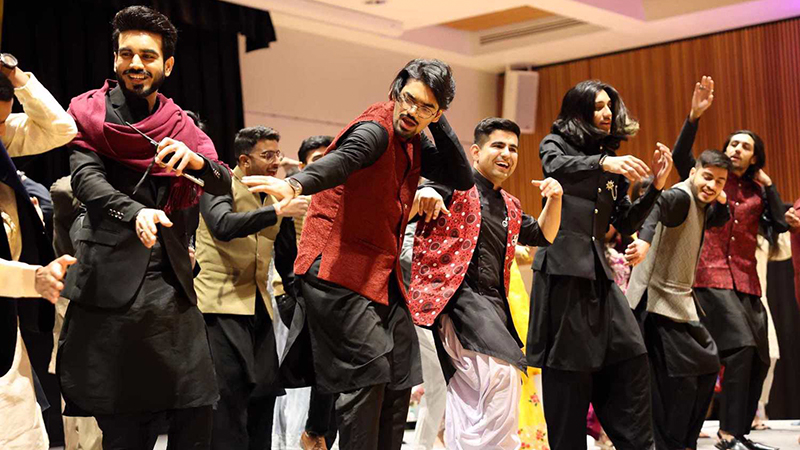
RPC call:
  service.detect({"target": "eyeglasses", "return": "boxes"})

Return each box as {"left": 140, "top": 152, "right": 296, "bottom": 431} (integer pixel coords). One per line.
{"left": 398, "top": 92, "right": 437, "bottom": 120}
{"left": 263, "top": 150, "right": 282, "bottom": 161}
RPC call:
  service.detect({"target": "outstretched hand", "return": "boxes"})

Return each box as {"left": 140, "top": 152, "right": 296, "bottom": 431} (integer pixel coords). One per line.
{"left": 135, "top": 208, "right": 173, "bottom": 248}
{"left": 651, "top": 142, "right": 674, "bottom": 190}
{"left": 689, "top": 76, "right": 715, "bottom": 122}
{"left": 414, "top": 187, "right": 450, "bottom": 223}
{"left": 242, "top": 176, "right": 296, "bottom": 210}
{"left": 624, "top": 239, "right": 650, "bottom": 267}
{"left": 35, "top": 254, "right": 77, "bottom": 303}
{"left": 531, "top": 178, "right": 563, "bottom": 200}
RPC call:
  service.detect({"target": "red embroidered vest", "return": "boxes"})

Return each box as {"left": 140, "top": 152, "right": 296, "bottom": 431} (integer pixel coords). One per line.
{"left": 407, "top": 185, "right": 522, "bottom": 326}
{"left": 694, "top": 173, "right": 764, "bottom": 296}
{"left": 294, "top": 102, "right": 421, "bottom": 305}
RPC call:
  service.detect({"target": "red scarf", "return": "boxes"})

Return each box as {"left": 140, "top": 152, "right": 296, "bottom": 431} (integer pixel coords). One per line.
{"left": 68, "top": 80, "right": 220, "bottom": 213}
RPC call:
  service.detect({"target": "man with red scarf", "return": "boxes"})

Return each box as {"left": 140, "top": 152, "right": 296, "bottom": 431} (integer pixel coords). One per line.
{"left": 58, "top": 7, "right": 231, "bottom": 449}
{"left": 245, "top": 59, "right": 473, "bottom": 450}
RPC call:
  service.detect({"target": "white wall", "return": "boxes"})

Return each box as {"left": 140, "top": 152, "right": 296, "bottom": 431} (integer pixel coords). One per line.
{"left": 238, "top": 27, "right": 499, "bottom": 162}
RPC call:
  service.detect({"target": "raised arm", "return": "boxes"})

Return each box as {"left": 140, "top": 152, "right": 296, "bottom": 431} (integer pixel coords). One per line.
{"left": 199, "top": 190, "right": 278, "bottom": 242}
{"left": 755, "top": 169, "right": 789, "bottom": 234}
{"left": 3, "top": 71, "right": 77, "bottom": 157}
{"left": 419, "top": 115, "right": 474, "bottom": 190}
{"left": 674, "top": 76, "right": 714, "bottom": 180}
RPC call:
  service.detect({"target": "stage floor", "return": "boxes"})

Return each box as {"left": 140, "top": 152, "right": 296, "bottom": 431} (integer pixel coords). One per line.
{"left": 50, "top": 419, "right": 799, "bottom": 449}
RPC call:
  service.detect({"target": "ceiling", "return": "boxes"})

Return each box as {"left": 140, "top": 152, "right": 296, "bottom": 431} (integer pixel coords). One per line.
{"left": 223, "top": 0, "right": 800, "bottom": 73}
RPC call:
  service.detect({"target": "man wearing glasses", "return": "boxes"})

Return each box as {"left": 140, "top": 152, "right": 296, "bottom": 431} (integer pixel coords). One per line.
{"left": 194, "top": 126, "right": 309, "bottom": 449}
{"left": 245, "top": 59, "right": 474, "bottom": 449}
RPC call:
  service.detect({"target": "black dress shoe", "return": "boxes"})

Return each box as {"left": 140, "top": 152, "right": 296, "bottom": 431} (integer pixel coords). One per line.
{"left": 738, "top": 436, "right": 779, "bottom": 450}
{"left": 715, "top": 436, "right": 751, "bottom": 450}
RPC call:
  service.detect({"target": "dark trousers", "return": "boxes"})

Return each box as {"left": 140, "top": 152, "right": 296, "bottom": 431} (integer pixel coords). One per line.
{"left": 718, "top": 346, "right": 770, "bottom": 436}
{"left": 205, "top": 297, "right": 280, "bottom": 450}
{"left": 95, "top": 406, "right": 212, "bottom": 450}
{"left": 306, "top": 386, "right": 338, "bottom": 448}
{"left": 651, "top": 368, "right": 717, "bottom": 450}
{"left": 542, "top": 354, "right": 654, "bottom": 450}
{"left": 335, "top": 384, "right": 412, "bottom": 450}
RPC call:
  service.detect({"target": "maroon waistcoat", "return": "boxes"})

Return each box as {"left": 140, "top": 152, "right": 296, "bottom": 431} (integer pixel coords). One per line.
{"left": 294, "top": 102, "right": 421, "bottom": 305}
{"left": 407, "top": 186, "right": 522, "bottom": 326}
{"left": 694, "top": 173, "right": 764, "bottom": 296}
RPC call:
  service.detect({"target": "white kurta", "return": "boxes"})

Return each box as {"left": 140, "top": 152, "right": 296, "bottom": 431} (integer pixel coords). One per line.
{"left": 439, "top": 315, "right": 522, "bottom": 450}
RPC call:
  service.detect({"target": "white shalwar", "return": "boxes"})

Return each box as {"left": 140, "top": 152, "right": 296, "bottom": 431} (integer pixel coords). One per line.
{"left": 0, "top": 329, "right": 48, "bottom": 450}
{"left": 439, "top": 315, "right": 522, "bottom": 450}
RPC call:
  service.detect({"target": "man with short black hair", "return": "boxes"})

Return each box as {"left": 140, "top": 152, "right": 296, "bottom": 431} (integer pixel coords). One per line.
{"left": 196, "top": 125, "right": 308, "bottom": 450}
{"left": 409, "top": 117, "right": 562, "bottom": 448}
{"left": 626, "top": 149, "right": 732, "bottom": 450}
{"left": 59, "top": 6, "right": 231, "bottom": 449}
{"left": 246, "top": 58, "right": 474, "bottom": 450}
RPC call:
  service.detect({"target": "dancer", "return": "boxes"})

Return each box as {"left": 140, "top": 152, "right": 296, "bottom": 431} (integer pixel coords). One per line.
{"left": 59, "top": 6, "right": 231, "bottom": 449}
{"left": 672, "top": 76, "right": 788, "bottom": 450}
{"left": 195, "top": 126, "right": 309, "bottom": 449}
{"left": 408, "top": 117, "right": 561, "bottom": 449}
{"left": 245, "top": 58, "right": 473, "bottom": 450}
{"left": 1, "top": 54, "right": 78, "bottom": 449}
{"left": 526, "top": 80, "right": 673, "bottom": 450}
{"left": 626, "top": 150, "right": 732, "bottom": 450}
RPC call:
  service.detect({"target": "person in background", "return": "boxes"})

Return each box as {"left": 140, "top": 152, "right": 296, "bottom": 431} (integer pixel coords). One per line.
{"left": 0, "top": 53, "right": 78, "bottom": 449}
{"left": 672, "top": 76, "right": 788, "bottom": 450}
{"left": 195, "top": 126, "right": 309, "bottom": 449}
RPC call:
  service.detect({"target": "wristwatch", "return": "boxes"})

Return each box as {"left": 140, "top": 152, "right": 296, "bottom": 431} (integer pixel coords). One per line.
{"left": 0, "top": 53, "right": 18, "bottom": 71}
{"left": 286, "top": 177, "right": 303, "bottom": 198}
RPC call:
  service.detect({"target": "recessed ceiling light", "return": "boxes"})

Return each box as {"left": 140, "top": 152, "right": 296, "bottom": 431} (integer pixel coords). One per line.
{"left": 365, "top": 0, "right": 386, "bottom": 4}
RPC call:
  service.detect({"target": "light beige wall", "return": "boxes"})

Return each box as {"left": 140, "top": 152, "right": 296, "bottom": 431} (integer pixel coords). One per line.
{"left": 239, "top": 27, "right": 498, "bottom": 162}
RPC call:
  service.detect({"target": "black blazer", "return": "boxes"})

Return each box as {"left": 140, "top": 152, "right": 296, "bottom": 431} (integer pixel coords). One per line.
{"left": 1, "top": 143, "right": 55, "bottom": 376}
{"left": 63, "top": 146, "right": 230, "bottom": 309}
{"left": 533, "top": 133, "right": 661, "bottom": 280}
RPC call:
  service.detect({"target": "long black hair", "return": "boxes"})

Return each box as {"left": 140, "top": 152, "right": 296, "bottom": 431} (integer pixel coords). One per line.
{"left": 721, "top": 130, "right": 765, "bottom": 179}
{"left": 551, "top": 80, "right": 638, "bottom": 150}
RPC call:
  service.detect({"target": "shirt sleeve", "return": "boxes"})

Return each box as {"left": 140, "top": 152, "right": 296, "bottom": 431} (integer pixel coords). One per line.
{"left": 638, "top": 189, "right": 691, "bottom": 243}
{"left": 519, "top": 213, "right": 551, "bottom": 247}
{"left": 762, "top": 184, "right": 790, "bottom": 234}
{"left": 199, "top": 191, "right": 278, "bottom": 242}
{"left": 611, "top": 184, "right": 662, "bottom": 237}
{"left": 672, "top": 117, "right": 698, "bottom": 181}
{"left": 0, "top": 259, "right": 40, "bottom": 298}
{"left": 706, "top": 201, "right": 731, "bottom": 229}
{"left": 419, "top": 116, "right": 474, "bottom": 191}
{"left": 291, "top": 122, "right": 388, "bottom": 195}
{"left": 539, "top": 136, "right": 604, "bottom": 180}
{"left": 2, "top": 73, "right": 78, "bottom": 157}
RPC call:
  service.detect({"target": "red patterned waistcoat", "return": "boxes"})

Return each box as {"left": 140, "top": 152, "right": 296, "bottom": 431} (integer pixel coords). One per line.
{"left": 294, "top": 102, "right": 421, "bottom": 305}
{"left": 694, "top": 173, "right": 764, "bottom": 296}
{"left": 407, "top": 185, "right": 522, "bottom": 326}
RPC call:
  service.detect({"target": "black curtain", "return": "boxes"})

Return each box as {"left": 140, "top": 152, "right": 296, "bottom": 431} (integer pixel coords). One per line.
{"left": 1, "top": 0, "right": 275, "bottom": 444}
{"left": 2, "top": 0, "right": 275, "bottom": 187}
{"left": 765, "top": 257, "right": 800, "bottom": 419}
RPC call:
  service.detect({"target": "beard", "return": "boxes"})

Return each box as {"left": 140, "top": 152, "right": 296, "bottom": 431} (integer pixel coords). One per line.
{"left": 115, "top": 67, "right": 166, "bottom": 99}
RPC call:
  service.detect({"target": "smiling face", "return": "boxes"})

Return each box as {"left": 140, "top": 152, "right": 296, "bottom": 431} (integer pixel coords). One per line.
{"left": 240, "top": 139, "right": 281, "bottom": 177}
{"left": 691, "top": 165, "right": 729, "bottom": 204}
{"left": 114, "top": 30, "right": 173, "bottom": 106}
{"left": 392, "top": 79, "right": 443, "bottom": 140}
{"left": 471, "top": 129, "right": 519, "bottom": 188}
{"left": 593, "top": 89, "right": 613, "bottom": 133}
{"left": 724, "top": 133, "right": 756, "bottom": 176}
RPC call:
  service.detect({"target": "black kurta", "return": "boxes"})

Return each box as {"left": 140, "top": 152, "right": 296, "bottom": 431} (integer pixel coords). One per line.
{"left": 59, "top": 88, "right": 219, "bottom": 416}
{"left": 286, "top": 116, "right": 474, "bottom": 394}
{"left": 426, "top": 170, "right": 550, "bottom": 376}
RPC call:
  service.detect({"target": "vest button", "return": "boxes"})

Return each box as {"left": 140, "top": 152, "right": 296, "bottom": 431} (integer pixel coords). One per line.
{"left": 592, "top": 236, "right": 596, "bottom": 241}
{"left": 594, "top": 209, "right": 598, "bottom": 214}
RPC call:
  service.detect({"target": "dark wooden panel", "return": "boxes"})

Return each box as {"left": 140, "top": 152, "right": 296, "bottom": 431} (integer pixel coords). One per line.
{"left": 505, "top": 18, "right": 800, "bottom": 216}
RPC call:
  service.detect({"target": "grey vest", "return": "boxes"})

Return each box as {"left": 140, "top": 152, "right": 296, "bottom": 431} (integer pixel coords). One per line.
{"left": 626, "top": 179, "right": 706, "bottom": 322}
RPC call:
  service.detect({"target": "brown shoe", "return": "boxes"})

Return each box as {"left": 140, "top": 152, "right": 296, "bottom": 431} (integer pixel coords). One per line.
{"left": 300, "top": 431, "right": 328, "bottom": 450}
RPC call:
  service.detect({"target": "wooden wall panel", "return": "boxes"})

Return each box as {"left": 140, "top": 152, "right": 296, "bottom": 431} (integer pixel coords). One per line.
{"left": 505, "top": 18, "right": 800, "bottom": 216}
